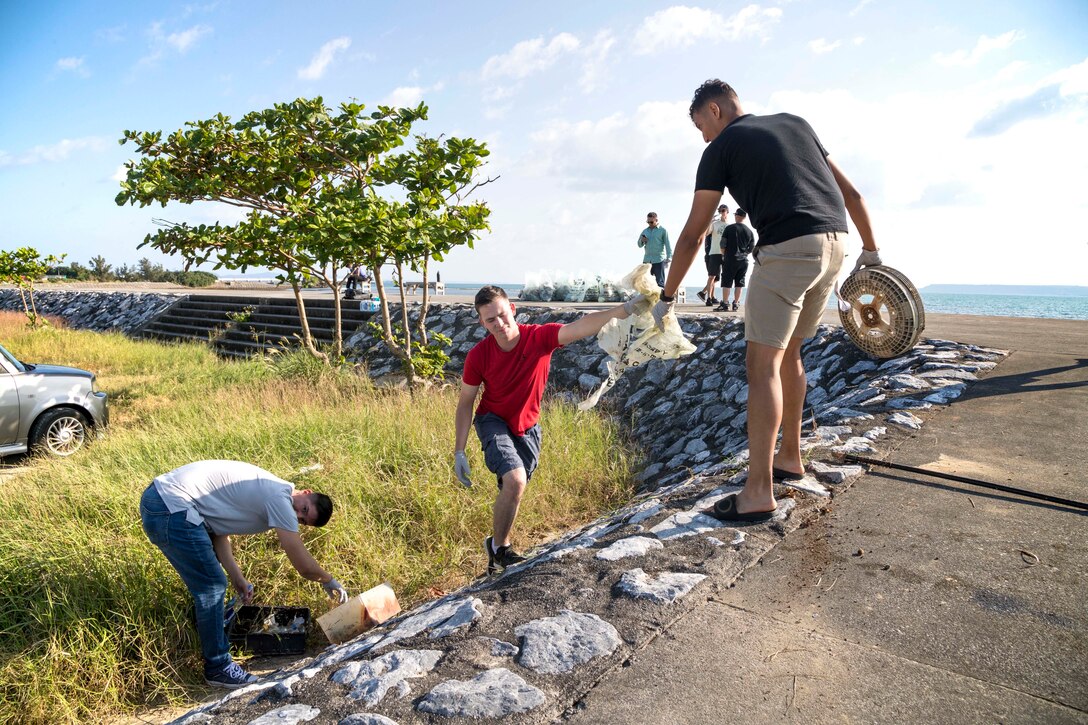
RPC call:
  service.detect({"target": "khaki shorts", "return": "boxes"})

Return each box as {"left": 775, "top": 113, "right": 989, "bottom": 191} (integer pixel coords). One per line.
{"left": 744, "top": 231, "right": 846, "bottom": 349}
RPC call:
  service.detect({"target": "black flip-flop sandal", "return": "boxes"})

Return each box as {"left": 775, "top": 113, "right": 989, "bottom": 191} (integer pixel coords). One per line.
{"left": 772, "top": 466, "right": 805, "bottom": 482}
{"left": 704, "top": 493, "right": 777, "bottom": 523}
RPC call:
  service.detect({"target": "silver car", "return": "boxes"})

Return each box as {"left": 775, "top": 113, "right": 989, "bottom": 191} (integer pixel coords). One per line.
{"left": 0, "top": 342, "right": 108, "bottom": 457}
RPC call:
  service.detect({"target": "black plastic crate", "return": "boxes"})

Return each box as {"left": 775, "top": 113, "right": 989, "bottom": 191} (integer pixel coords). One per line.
{"left": 227, "top": 605, "right": 310, "bottom": 656}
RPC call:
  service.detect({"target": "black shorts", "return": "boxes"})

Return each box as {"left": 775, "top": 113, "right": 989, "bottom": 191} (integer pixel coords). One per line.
{"left": 474, "top": 412, "right": 542, "bottom": 489}
{"left": 722, "top": 258, "right": 749, "bottom": 287}
{"left": 705, "top": 254, "right": 723, "bottom": 280}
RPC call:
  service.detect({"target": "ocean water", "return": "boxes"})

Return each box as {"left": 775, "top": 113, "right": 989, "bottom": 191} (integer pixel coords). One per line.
{"left": 916, "top": 293, "right": 1088, "bottom": 321}
{"left": 444, "top": 284, "right": 1087, "bottom": 320}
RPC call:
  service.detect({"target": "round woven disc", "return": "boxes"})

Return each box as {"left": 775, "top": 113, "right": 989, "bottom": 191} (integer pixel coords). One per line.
{"left": 838, "top": 266, "right": 925, "bottom": 358}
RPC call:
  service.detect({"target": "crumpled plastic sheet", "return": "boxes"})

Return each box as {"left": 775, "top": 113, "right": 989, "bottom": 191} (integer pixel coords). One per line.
{"left": 579, "top": 263, "right": 697, "bottom": 410}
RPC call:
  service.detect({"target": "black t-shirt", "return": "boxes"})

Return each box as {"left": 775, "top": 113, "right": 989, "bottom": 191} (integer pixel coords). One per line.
{"left": 703, "top": 233, "right": 715, "bottom": 256}
{"left": 722, "top": 223, "right": 755, "bottom": 260}
{"left": 694, "top": 113, "right": 847, "bottom": 247}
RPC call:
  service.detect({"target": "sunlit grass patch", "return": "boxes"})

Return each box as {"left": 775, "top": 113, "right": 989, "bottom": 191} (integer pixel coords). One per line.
{"left": 0, "top": 313, "right": 637, "bottom": 723}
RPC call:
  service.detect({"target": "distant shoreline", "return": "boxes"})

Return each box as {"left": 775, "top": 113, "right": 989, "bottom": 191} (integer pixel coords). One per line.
{"left": 920, "top": 284, "right": 1088, "bottom": 297}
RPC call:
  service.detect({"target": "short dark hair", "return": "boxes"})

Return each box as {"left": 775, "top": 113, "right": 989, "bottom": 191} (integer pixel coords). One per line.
{"left": 689, "top": 79, "right": 738, "bottom": 120}
{"left": 474, "top": 285, "right": 509, "bottom": 311}
{"left": 647, "top": 212, "right": 657, "bottom": 218}
{"left": 313, "top": 493, "right": 333, "bottom": 527}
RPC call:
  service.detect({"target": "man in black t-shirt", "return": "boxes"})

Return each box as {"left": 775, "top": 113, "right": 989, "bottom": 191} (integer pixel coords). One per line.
{"left": 652, "top": 79, "right": 882, "bottom": 524}
{"left": 716, "top": 209, "right": 755, "bottom": 312}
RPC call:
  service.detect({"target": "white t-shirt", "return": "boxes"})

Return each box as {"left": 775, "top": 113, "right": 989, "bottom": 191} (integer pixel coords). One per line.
{"left": 153, "top": 460, "right": 298, "bottom": 535}
{"left": 711, "top": 219, "right": 730, "bottom": 249}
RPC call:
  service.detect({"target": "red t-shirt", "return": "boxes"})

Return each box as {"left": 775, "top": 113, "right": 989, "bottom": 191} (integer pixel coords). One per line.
{"left": 462, "top": 323, "right": 564, "bottom": 436}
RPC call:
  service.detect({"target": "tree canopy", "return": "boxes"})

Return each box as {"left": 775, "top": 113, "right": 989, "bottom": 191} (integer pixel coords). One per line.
{"left": 117, "top": 97, "right": 492, "bottom": 367}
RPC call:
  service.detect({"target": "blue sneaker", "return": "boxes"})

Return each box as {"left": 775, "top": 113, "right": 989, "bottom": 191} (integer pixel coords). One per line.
{"left": 205, "top": 661, "right": 260, "bottom": 690}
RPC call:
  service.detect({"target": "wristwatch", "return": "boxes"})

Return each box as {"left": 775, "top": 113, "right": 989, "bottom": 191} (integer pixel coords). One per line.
{"left": 660, "top": 291, "right": 675, "bottom": 303}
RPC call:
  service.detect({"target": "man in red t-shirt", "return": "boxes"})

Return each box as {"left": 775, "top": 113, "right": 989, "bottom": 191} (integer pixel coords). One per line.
{"left": 454, "top": 285, "right": 650, "bottom": 574}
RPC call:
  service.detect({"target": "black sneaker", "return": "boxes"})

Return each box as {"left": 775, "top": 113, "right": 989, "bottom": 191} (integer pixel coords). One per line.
{"left": 205, "top": 662, "right": 260, "bottom": 690}
{"left": 732, "top": 301, "right": 739, "bottom": 312}
{"left": 714, "top": 302, "right": 730, "bottom": 312}
{"left": 485, "top": 535, "right": 526, "bottom": 575}
{"left": 697, "top": 290, "right": 707, "bottom": 302}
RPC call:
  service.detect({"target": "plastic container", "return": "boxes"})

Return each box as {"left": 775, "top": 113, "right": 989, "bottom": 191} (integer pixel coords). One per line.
{"left": 317, "top": 583, "right": 401, "bottom": 644}
{"left": 227, "top": 605, "right": 310, "bottom": 656}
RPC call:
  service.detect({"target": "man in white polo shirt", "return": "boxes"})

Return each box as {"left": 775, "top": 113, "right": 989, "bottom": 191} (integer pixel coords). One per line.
{"left": 140, "top": 460, "right": 349, "bottom": 689}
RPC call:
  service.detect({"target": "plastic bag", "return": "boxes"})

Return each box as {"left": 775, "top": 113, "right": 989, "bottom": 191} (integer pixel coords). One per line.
{"left": 579, "top": 263, "right": 697, "bottom": 410}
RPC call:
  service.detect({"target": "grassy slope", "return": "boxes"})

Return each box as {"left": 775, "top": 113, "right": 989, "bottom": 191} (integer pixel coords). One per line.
{"left": 0, "top": 312, "right": 636, "bottom": 723}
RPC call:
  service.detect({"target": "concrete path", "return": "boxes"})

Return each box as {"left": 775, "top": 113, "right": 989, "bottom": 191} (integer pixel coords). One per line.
{"left": 568, "top": 315, "right": 1088, "bottom": 724}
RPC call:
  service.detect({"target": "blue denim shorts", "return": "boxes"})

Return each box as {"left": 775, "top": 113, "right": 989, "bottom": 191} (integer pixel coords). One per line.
{"left": 473, "top": 412, "right": 542, "bottom": 489}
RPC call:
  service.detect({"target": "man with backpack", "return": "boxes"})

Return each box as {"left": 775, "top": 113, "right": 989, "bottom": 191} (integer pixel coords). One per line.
{"left": 716, "top": 209, "right": 755, "bottom": 312}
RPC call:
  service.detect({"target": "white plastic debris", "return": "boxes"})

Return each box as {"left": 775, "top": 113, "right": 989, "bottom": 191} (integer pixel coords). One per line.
{"left": 580, "top": 264, "right": 697, "bottom": 410}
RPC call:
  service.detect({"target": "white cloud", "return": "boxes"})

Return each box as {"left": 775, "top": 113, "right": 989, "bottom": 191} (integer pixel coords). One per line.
{"left": 1047, "top": 56, "right": 1088, "bottom": 97}
{"left": 166, "top": 24, "right": 212, "bottom": 52}
{"left": 298, "top": 36, "right": 352, "bottom": 80}
{"left": 381, "top": 82, "right": 444, "bottom": 107}
{"left": 482, "top": 33, "right": 580, "bottom": 81}
{"left": 0, "top": 137, "right": 110, "bottom": 167}
{"left": 55, "top": 57, "right": 90, "bottom": 77}
{"left": 933, "top": 30, "right": 1022, "bottom": 67}
{"left": 809, "top": 38, "right": 841, "bottom": 55}
{"left": 579, "top": 30, "right": 616, "bottom": 93}
{"left": 525, "top": 100, "right": 705, "bottom": 191}
{"left": 111, "top": 164, "right": 129, "bottom": 182}
{"left": 633, "top": 4, "right": 783, "bottom": 52}
{"left": 96, "top": 25, "right": 126, "bottom": 43}
{"left": 133, "top": 22, "right": 213, "bottom": 71}
{"left": 853, "top": 36, "right": 865, "bottom": 45}
{"left": 849, "top": 0, "right": 874, "bottom": 17}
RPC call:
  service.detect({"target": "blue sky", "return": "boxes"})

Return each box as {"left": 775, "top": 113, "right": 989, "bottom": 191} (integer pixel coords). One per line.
{"left": 1, "top": 1, "right": 1086, "bottom": 288}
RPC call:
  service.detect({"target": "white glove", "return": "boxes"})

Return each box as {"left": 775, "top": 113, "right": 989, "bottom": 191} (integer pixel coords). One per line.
{"left": 454, "top": 450, "right": 473, "bottom": 488}
{"left": 623, "top": 293, "right": 652, "bottom": 317}
{"left": 651, "top": 298, "right": 675, "bottom": 331}
{"left": 851, "top": 249, "right": 882, "bottom": 274}
{"left": 322, "top": 578, "right": 349, "bottom": 604}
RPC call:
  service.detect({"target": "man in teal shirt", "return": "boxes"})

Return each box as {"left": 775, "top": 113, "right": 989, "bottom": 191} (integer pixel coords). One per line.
{"left": 637, "top": 211, "right": 672, "bottom": 288}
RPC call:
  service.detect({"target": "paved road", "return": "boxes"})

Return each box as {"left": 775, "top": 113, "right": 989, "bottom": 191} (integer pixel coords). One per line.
{"left": 568, "top": 315, "right": 1088, "bottom": 724}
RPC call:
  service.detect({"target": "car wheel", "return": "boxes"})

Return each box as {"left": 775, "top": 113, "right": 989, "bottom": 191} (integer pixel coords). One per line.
{"left": 29, "top": 408, "right": 90, "bottom": 457}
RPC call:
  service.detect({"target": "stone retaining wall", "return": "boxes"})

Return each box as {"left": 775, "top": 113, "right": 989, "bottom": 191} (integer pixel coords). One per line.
{"left": 0, "top": 289, "right": 181, "bottom": 333}
{"left": 346, "top": 303, "right": 996, "bottom": 489}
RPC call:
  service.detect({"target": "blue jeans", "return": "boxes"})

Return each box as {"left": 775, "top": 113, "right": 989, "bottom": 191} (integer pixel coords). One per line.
{"left": 140, "top": 484, "right": 232, "bottom": 674}
{"left": 650, "top": 262, "right": 666, "bottom": 289}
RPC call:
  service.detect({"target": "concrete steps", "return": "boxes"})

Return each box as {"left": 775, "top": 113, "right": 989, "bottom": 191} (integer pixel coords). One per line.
{"left": 140, "top": 294, "right": 375, "bottom": 358}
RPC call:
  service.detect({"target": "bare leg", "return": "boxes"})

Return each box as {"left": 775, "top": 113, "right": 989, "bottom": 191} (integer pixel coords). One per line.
{"left": 493, "top": 468, "right": 527, "bottom": 548}
{"left": 738, "top": 340, "right": 785, "bottom": 514}
{"left": 773, "top": 337, "right": 806, "bottom": 476}
{"left": 733, "top": 287, "right": 743, "bottom": 304}
{"left": 708, "top": 277, "right": 717, "bottom": 300}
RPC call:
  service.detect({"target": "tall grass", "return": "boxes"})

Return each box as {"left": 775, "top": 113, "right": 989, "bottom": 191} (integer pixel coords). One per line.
{"left": 0, "top": 312, "right": 637, "bottom": 723}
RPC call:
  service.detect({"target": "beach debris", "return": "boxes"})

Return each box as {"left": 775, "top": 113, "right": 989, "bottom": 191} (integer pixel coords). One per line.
{"left": 580, "top": 264, "right": 696, "bottom": 410}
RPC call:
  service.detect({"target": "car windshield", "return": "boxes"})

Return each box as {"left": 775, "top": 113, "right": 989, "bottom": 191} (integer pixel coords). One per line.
{"left": 0, "top": 343, "right": 27, "bottom": 373}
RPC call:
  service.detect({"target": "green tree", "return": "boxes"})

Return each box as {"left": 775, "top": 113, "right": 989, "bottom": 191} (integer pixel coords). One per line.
{"left": 136, "top": 257, "right": 167, "bottom": 282}
{"left": 88, "top": 255, "right": 114, "bottom": 281}
{"left": 69, "top": 261, "right": 91, "bottom": 281}
{"left": 115, "top": 96, "right": 492, "bottom": 372}
{"left": 0, "top": 247, "right": 66, "bottom": 327}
